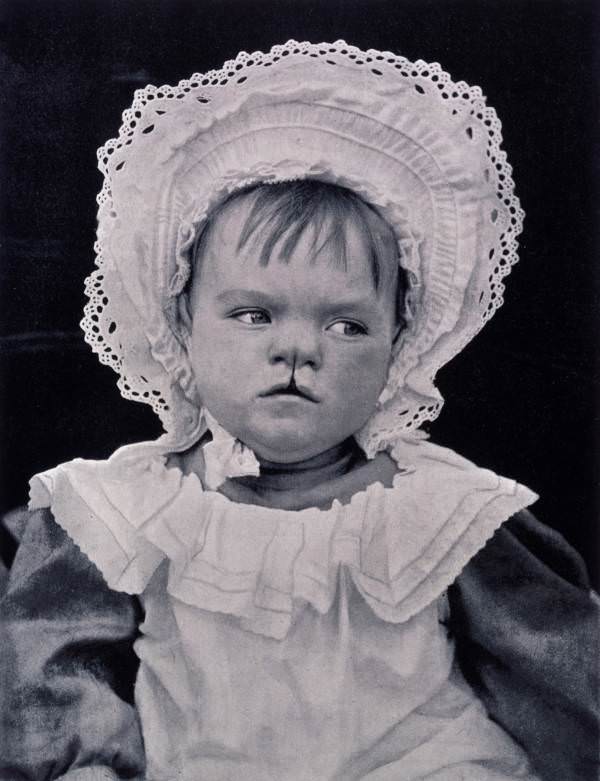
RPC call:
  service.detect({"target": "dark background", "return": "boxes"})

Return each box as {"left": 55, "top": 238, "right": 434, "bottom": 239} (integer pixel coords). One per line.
{"left": 1, "top": 0, "right": 599, "bottom": 585}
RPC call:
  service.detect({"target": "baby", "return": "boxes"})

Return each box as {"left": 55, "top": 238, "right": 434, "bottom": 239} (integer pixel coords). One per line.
{"left": 1, "top": 40, "right": 598, "bottom": 781}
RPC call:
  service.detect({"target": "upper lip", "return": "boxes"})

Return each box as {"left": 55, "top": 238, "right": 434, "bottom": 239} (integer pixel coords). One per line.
{"left": 260, "top": 380, "right": 319, "bottom": 403}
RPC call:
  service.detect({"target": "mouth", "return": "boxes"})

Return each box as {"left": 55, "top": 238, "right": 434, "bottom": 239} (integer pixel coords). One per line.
{"left": 260, "top": 379, "right": 319, "bottom": 403}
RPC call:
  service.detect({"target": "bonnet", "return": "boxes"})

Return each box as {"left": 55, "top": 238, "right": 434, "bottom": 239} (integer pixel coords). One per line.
{"left": 82, "top": 39, "right": 523, "bottom": 473}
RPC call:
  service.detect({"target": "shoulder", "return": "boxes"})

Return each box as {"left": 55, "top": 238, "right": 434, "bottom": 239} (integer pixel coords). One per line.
{"left": 349, "top": 437, "right": 540, "bottom": 623}
{"left": 385, "top": 436, "right": 539, "bottom": 569}
{"left": 459, "top": 508, "right": 591, "bottom": 592}
{"left": 2, "top": 506, "right": 70, "bottom": 594}
{"left": 28, "top": 439, "right": 177, "bottom": 509}
{"left": 24, "top": 441, "right": 185, "bottom": 595}
{"left": 1, "top": 505, "right": 141, "bottom": 629}
{"left": 389, "top": 438, "right": 590, "bottom": 592}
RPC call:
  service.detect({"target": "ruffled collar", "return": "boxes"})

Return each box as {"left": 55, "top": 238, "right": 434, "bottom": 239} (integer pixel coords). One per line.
{"left": 28, "top": 437, "right": 537, "bottom": 640}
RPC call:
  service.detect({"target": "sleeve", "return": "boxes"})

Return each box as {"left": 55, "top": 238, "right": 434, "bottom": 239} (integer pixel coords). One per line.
{"left": 0, "top": 508, "right": 146, "bottom": 780}
{"left": 448, "top": 509, "right": 600, "bottom": 781}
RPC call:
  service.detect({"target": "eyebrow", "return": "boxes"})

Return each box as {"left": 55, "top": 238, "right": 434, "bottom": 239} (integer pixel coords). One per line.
{"left": 319, "top": 298, "right": 378, "bottom": 316}
{"left": 215, "top": 289, "right": 284, "bottom": 308}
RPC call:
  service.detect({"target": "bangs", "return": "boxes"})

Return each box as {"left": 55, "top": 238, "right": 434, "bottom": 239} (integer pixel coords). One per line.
{"left": 234, "top": 180, "right": 397, "bottom": 291}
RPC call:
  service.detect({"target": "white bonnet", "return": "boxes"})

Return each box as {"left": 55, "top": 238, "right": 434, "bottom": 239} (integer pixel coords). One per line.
{"left": 82, "top": 39, "right": 523, "bottom": 458}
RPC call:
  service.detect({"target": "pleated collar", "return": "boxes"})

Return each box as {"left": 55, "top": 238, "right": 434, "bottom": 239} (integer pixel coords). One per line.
{"left": 29, "top": 437, "right": 537, "bottom": 639}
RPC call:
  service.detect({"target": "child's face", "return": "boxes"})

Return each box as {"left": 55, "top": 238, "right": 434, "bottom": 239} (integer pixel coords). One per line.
{"left": 187, "top": 194, "right": 399, "bottom": 464}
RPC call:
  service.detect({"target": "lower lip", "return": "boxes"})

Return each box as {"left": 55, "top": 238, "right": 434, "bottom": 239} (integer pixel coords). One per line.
{"left": 260, "top": 394, "right": 316, "bottom": 404}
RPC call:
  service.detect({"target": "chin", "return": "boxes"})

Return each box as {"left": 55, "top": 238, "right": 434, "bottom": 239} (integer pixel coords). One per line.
{"left": 241, "top": 429, "right": 327, "bottom": 465}
{"left": 251, "top": 440, "right": 323, "bottom": 465}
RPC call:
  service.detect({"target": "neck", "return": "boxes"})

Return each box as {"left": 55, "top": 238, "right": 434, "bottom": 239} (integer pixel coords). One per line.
{"left": 237, "top": 438, "right": 364, "bottom": 492}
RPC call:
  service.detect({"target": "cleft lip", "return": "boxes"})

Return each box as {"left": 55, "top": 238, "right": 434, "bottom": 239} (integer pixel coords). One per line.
{"left": 260, "top": 380, "right": 319, "bottom": 403}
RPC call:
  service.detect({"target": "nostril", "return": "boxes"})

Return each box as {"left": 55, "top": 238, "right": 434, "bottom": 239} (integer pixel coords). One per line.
{"left": 269, "top": 353, "right": 287, "bottom": 365}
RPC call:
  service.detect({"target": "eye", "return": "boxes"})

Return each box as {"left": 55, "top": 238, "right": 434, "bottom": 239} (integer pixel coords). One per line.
{"left": 232, "top": 309, "right": 271, "bottom": 325}
{"left": 327, "top": 320, "right": 367, "bottom": 337}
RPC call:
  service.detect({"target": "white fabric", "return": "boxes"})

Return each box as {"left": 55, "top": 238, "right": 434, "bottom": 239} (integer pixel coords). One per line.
{"left": 29, "top": 439, "right": 540, "bottom": 779}
{"left": 201, "top": 409, "right": 261, "bottom": 489}
{"left": 29, "top": 438, "right": 537, "bottom": 633}
{"left": 133, "top": 570, "right": 538, "bottom": 781}
{"left": 82, "top": 39, "right": 524, "bottom": 456}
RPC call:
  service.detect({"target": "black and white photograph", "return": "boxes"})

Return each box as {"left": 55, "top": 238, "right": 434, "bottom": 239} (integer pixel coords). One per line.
{"left": 1, "top": 1, "right": 598, "bottom": 779}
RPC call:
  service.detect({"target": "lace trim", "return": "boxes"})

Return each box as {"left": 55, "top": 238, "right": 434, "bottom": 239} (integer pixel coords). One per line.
{"left": 29, "top": 439, "right": 537, "bottom": 639}
{"left": 83, "top": 39, "right": 523, "bottom": 455}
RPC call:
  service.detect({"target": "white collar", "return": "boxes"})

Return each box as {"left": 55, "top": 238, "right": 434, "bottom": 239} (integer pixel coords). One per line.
{"left": 29, "top": 437, "right": 537, "bottom": 639}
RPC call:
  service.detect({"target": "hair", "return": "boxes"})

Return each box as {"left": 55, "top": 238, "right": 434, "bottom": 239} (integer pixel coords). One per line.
{"left": 190, "top": 179, "right": 408, "bottom": 324}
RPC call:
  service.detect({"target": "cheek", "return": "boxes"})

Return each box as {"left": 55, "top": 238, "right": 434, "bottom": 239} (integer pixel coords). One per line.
{"left": 319, "top": 341, "right": 392, "bottom": 434}
{"left": 189, "top": 318, "right": 269, "bottom": 417}
{"left": 190, "top": 321, "right": 246, "bottom": 395}
{"left": 328, "top": 342, "right": 391, "bottom": 397}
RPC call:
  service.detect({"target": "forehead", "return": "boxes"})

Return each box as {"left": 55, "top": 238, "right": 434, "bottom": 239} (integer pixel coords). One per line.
{"left": 196, "top": 192, "right": 389, "bottom": 291}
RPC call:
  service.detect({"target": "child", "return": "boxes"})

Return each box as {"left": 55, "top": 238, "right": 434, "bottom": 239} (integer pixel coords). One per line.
{"left": 1, "top": 40, "right": 598, "bottom": 781}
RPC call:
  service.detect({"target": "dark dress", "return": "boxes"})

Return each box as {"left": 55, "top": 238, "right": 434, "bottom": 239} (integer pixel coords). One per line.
{"left": 1, "top": 507, "right": 598, "bottom": 780}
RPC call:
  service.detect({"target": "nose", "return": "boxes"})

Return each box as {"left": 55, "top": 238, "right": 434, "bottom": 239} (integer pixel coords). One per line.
{"left": 267, "top": 321, "right": 322, "bottom": 371}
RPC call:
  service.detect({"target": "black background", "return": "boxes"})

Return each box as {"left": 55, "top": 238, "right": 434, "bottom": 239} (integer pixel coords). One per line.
{"left": 1, "top": 0, "right": 599, "bottom": 584}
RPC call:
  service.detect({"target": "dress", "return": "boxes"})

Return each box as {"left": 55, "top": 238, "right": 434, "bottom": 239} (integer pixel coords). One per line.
{"left": 1, "top": 438, "right": 598, "bottom": 780}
